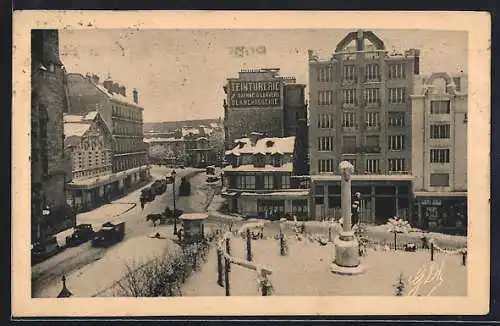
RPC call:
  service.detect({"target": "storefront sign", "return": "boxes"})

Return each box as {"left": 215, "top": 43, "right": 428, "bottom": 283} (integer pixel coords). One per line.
{"left": 228, "top": 80, "right": 282, "bottom": 107}
{"left": 421, "top": 199, "right": 442, "bottom": 206}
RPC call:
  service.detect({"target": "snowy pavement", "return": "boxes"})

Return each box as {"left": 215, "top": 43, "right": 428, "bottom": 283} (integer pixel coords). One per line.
{"left": 39, "top": 226, "right": 180, "bottom": 298}
{"left": 32, "top": 167, "right": 208, "bottom": 298}
{"left": 182, "top": 236, "right": 467, "bottom": 296}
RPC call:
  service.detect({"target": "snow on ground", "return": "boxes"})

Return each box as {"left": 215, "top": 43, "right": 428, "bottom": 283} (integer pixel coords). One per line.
{"left": 182, "top": 236, "right": 467, "bottom": 297}
{"left": 38, "top": 226, "right": 180, "bottom": 298}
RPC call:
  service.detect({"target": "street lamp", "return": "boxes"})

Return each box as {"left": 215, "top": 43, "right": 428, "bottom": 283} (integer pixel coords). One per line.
{"left": 171, "top": 169, "right": 177, "bottom": 235}
{"left": 40, "top": 205, "right": 51, "bottom": 241}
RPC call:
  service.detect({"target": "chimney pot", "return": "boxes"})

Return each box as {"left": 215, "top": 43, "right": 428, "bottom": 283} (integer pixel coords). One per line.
{"left": 133, "top": 88, "right": 139, "bottom": 104}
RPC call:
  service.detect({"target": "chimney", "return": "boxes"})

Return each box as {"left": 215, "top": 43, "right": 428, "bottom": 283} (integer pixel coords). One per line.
{"left": 119, "top": 86, "right": 126, "bottom": 96}
{"left": 249, "top": 132, "right": 264, "bottom": 146}
{"left": 133, "top": 88, "right": 138, "bottom": 104}
{"left": 112, "top": 83, "right": 120, "bottom": 94}
{"left": 103, "top": 79, "right": 113, "bottom": 92}
{"left": 91, "top": 74, "right": 100, "bottom": 84}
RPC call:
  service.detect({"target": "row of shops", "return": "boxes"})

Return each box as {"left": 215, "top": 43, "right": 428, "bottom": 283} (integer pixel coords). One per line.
{"left": 65, "top": 165, "right": 151, "bottom": 212}
{"left": 221, "top": 175, "right": 467, "bottom": 234}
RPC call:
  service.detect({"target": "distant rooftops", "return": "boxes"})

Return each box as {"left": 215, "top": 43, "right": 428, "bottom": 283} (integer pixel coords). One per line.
{"left": 225, "top": 135, "right": 296, "bottom": 156}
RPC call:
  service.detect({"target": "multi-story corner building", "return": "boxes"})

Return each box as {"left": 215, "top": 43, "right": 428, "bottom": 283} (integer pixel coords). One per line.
{"left": 64, "top": 111, "right": 115, "bottom": 211}
{"left": 66, "top": 73, "right": 150, "bottom": 191}
{"left": 308, "top": 30, "right": 420, "bottom": 223}
{"left": 411, "top": 72, "right": 468, "bottom": 233}
{"left": 144, "top": 126, "right": 220, "bottom": 167}
{"left": 221, "top": 133, "right": 309, "bottom": 219}
{"left": 222, "top": 68, "right": 307, "bottom": 150}
{"left": 31, "top": 29, "right": 74, "bottom": 243}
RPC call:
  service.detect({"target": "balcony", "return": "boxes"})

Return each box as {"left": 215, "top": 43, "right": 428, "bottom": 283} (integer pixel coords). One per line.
{"left": 361, "top": 145, "right": 381, "bottom": 153}
{"left": 341, "top": 78, "right": 357, "bottom": 87}
{"left": 342, "top": 124, "right": 360, "bottom": 132}
{"left": 365, "top": 99, "right": 382, "bottom": 108}
{"left": 341, "top": 146, "right": 358, "bottom": 154}
{"left": 363, "top": 124, "right": 381, "bottom": 132}
{"left": 342, "top": 101, "right": 358, "bottom": 109}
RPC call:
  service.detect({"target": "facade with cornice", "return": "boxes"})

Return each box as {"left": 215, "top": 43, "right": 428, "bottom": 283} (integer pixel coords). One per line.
{"left": 410, "top": 72, "right": 468, "bottom": 233}
{"left": 308, "top": 30, "right": 419, "bottom": 224}
{"left": 221, "top": 133, "right": 309, "bottom": 219}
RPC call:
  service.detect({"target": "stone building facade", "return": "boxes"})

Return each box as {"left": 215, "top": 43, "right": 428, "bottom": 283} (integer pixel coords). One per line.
{"left": 31, "top": 29, "right": 74, "bottom": 243}
{"left": 411, "top": 72, "right": 468, "bottom": 233}
{"left": 64, "top": 111, "right": 115, "bottom": 211}
{"left": 308, "top": 30, "right": 420, "bottom": 223}
{"left": 221, "top": 133, "right": 309, "bottom": 219}
{"left": 66, "top": 73, "right": 150, "bottom": 190}
{"left": 222, "top": 68, "right": 307, "bottom": 150}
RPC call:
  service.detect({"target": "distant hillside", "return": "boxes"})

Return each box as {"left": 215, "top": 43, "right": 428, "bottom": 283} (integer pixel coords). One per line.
{"left": 144, "top": 118, "right": 221, "bottom": 133}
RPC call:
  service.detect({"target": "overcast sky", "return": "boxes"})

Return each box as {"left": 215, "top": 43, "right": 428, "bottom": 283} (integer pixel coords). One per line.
{"left": 59, "top": 29, "right": 467, "bottom": 123}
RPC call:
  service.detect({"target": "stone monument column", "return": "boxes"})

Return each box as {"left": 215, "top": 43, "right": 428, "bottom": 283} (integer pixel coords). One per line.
{"left": 331, "top": 161, "right": 364, "bottom": 275}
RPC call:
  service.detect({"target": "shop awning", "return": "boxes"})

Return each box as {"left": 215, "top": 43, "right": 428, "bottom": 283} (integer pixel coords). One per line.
{"left": 221, "top": 191, "right": 240, "bottom": 198}
{"left": 239, "top": 190, "right": 310, "bottom": 199}
{"left": 414, "top": 191, "right": 467, "bottom": 198}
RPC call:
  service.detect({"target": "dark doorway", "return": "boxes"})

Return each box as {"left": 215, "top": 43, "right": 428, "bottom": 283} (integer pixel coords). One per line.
{"left": 375, "top": 197, "right": 396, "bottom": 224}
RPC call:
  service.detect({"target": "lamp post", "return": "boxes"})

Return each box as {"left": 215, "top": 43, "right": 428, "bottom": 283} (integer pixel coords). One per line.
{"left": 171, "top": 169, "right": 178, "bottom": 235}
{"left": 41, "top": 205, "right": 51, "bottom": 241}
{"left": 331, "top": 161, "right": 364, "bottom": 275}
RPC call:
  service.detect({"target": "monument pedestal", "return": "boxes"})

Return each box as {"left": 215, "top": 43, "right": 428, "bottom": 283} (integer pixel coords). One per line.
{"left": 331, "top": 231, "right": 365, "bottom": 275}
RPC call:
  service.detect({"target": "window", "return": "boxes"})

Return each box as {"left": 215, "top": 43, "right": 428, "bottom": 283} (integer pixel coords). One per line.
{"left": 343, "top": 89, "right": 356, "bottom": 105}
{"left": 364, "top": 88, "right": 380, "bottom": 104}
{"left": 430, "top": 124, "right": 451, "bottom": 139}
{"left": 365, "top": 64, "right": 380, "bottom": 81}
{"left": 317, "top": 113, "right": 334, "bottom": 128}
{"left": 430, "top": 100, "right": 451, "bottom": 114}
{"left": 281, "top": 175, "right": 290, "bottom": 189}
{"left": 318, "top": 91, "right": 333, "bottom": 105}
{"left": 318, "top": 159, "right": 335, "bottom": 173}
{"left": 238, "top": 175, "right": 255, "bottom": 189}
{"left": 430, "top": 173, "right": 450, "bottom": 187}
{"left": 388, "top": 158, "right": 406, "bottom": 172}
{"left": 388, "top": 112, "right": 405, "bottom": 127}
{"left": 317, "top": 136, "right": 335, "bottom": 151}
{"left": 317, "top": 66, "right": 333, "bottom": 82}
{"left": 342, "top": 136, "right": 357, "bottom": 152}
{"left": 388, "top": 87, "right": 406, "bottom": 103}
{"left": 365, "top": 112, "right": 379, "bottom": 127}
{"left": 366, "top": 159, "right": 380, "bottom": 173}
{"left": 292, "top": 200, "right": 308, "bottom": 214}
{"left": 388, "top": 135, "right": 405, "bottom": 151}
{"left": 342, "top": 112, "right": 357, "bottom": 128}
{"left": 430, "top": 149, "right": 450, "bottom": 163}
{"left": 388, "top": 63, "right": 406, "bottom": 79}
{"left": 343, "top": 65, "right": 356, "bottom": 81}
{"left": 365, "top": 135, "right": 380, "bottom": 147}
{"left": 315, "top": 185, "right": 325, "bottom": 195}
{"left": 264, "top": 175, "right": 274, "bottom": 190}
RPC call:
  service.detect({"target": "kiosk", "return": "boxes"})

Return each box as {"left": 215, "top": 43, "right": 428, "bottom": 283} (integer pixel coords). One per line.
{"left": 179, "top": 213, "right": 209, "bottom": 244}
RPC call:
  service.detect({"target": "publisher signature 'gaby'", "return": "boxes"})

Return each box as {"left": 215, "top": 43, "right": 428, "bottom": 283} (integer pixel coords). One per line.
{"left": 407, "top": 261, "right": 446, "bottom": 296}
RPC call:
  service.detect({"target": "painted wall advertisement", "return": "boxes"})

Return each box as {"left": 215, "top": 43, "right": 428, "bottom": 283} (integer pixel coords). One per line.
{"left": 228, "top": 80, "right": 282, "bottom": 107}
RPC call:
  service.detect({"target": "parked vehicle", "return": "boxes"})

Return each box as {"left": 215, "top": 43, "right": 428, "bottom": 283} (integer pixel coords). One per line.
{"left": 206, "top": 176, "right": 220, "bottom": 184}
{"left": 178, "top": 176, "right": 191, "bottom": 196}
{"left": 31, "top": 236, "right": 61, "bottom": 265}
{"left": 91, "top": 221, "right": 126, "bottom": 247}
{"left": 206, "top": 165, "right": 216, "bottom": 175}
{"left": 65, "top": 224, "right": 95, "bottom": 247}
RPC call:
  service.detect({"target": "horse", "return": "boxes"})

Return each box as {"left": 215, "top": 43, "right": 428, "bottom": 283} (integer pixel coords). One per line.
{"left": 146, "top": 214, "right": 163, "bottom": 227}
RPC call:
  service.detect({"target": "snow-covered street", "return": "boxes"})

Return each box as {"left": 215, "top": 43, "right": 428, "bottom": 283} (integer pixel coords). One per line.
{"left": 31, "top": 166, "right": 214, "bottom": 298}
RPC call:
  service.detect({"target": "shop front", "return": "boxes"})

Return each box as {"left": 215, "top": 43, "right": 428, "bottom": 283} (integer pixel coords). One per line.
{"left": 413, "top": 192, "right": 467, "bottom": 235}
{"left": 310, "top": 175, "right": 414, "bottom": 224}
{"left": 221, "top": 190, "right": 309, "bottom": 219}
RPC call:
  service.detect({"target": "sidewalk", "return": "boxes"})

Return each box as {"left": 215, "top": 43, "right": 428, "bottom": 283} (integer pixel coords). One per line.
{"left": 182, "top": 236, "right": 467, "bottom": 296}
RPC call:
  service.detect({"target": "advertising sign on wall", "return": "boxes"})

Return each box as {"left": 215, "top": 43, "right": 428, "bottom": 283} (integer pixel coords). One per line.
{"left": 228, "top": 80, "right": 282, "bottom": 107}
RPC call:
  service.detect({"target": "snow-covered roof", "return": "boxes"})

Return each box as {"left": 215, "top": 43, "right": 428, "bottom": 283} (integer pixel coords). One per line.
{"left": 64, "top": 122, "right": 91, "bottom": 138}
{"left": 181, "top": 128, "right": 200, "bottom": 137}
{"left": 209, "top": 122, "right": 219, "bottom": 128}
{"left": 223, "top": 162, "right": 293, "bottom": 173}
{"left": 226, "top": 136, "right": 295, "bottom": 156}
{"left": 94, "top": 84, "right": 142, "bottom": 109}
{"left": 143, "top": 137, "right": 183, "bottom": 143}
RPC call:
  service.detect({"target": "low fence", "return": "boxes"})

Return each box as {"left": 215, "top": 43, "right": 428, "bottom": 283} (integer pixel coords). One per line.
{"left": 216, "top": 223, "right": 274, "bottom": 296}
